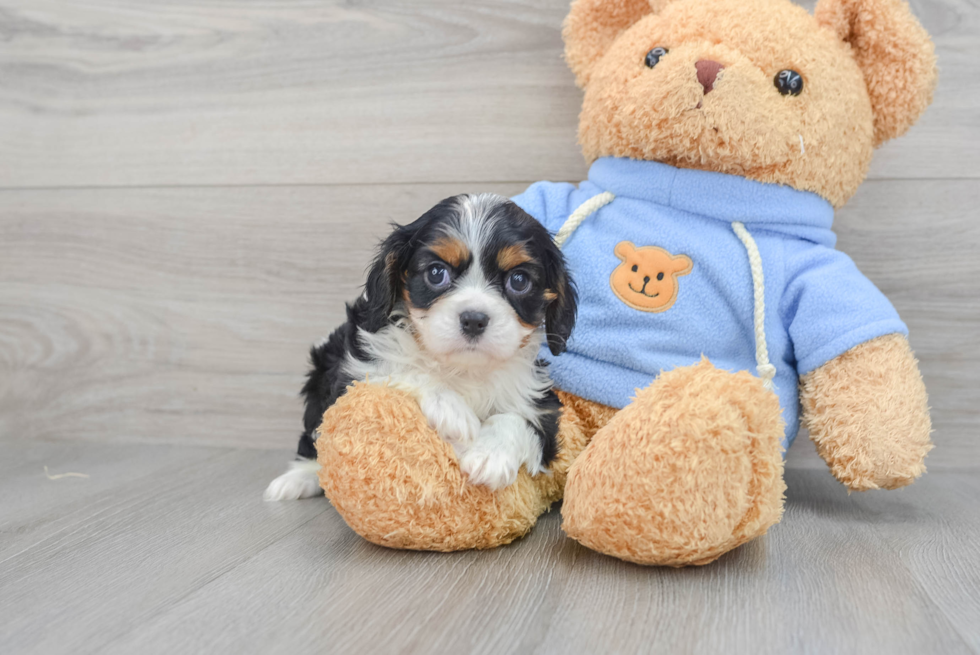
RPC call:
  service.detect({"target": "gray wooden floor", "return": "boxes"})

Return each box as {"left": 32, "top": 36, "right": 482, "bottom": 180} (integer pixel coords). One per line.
{"left": 1, "top": 0, "right": 978, "bottom": 653}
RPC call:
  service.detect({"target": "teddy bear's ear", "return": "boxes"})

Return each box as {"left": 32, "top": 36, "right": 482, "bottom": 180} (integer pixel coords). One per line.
{"left": 564, "top": 0, "right": 666, "bottom": 87}
{"left": 614, "top": 240, "right": 636, "bottom": 259}
{"left": 670, "top": 254, "right": 693, "bottom": 275}
{"left": 815, "top": 0, "right": 937, "bottom": 146}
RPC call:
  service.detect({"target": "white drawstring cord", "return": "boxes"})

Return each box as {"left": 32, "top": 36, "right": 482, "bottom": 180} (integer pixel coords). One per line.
{"left": 553, "top": 191, "right": 616, "bottom": 248}
{"left": 731, "top": 221, "right": 776, "bottom": 392}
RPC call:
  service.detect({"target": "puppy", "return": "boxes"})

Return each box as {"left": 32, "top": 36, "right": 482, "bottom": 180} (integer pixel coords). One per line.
{"left": 264, "top": 193, "right": 576, "bottom": 501}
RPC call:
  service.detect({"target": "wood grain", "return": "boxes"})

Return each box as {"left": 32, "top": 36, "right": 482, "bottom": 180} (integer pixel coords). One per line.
{"left": 0, "top": 442, "right": 328, "bottom": 653}
{"left": 0, "top": 183, "right": 524, "bottom": 449}
{"left": 537, "top": 469, "right": 979, "bottom": 654}
{"left": 1, "top": 446, "right": 967, "bottom": 655}
{"left": 0, "top": 440, "right": 222, "bottom": 561}
{"left": 846, "top": 470, "right": 980, "bottom": 651}
{"left": 0, "top": 0, "right": 976, "bottom": 189}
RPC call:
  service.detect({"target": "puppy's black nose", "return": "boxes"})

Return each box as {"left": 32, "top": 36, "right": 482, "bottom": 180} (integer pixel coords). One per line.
{"left": 459, "top": 311, "right": 489, "bottom": 338}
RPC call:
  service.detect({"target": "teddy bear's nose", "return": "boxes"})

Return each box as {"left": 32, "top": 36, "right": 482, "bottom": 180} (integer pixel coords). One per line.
{"left": 695, "top": 60, "right": 725, "bottom": 94}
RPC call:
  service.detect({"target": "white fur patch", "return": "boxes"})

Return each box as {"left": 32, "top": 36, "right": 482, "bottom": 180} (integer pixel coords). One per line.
{"left": 263, "top": 459, "right": 322, "bottom": 501}
{"left": 456, "top": 413, "right": 544, "bottom": 490}
{"left": 345, "top": 321, "right": 550, "bottom": 431}
{"left": 412, "top": 279, "right": 531, "bottom": 368}
{"left": 418, "top": 387, "right": 482, "bottom": 446}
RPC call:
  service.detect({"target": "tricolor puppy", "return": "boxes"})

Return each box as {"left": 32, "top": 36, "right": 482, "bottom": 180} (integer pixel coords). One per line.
{"left": 264, "top": 193, "right": 577, "bottom": 501}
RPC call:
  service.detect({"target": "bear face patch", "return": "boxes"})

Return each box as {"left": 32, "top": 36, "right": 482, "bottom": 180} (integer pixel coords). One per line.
{"left": 610, "top": 241, "right": 693, "bottom": 312}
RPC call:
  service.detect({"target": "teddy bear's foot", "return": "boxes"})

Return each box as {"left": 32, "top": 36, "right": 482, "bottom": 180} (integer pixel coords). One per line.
{"left": 316, "top": 381, "right": 589, "bottom": 551}
{"left": 561, "top": 359, "right": 786, "bottom": 566}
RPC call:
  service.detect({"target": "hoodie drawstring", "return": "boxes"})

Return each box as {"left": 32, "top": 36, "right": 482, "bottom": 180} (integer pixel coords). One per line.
{"left": 554, "top": 192, "right": 615, "bottom": 248}
{"left": 731, "top": 221, "right": 776, "bottom": 392}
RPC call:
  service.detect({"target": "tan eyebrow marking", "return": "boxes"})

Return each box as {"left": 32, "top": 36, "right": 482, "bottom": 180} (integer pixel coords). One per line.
{"left": 429, "top": 237, "right": 470, "bottom": 268}
{"left": 497, "top": 244, "right": 533, "bottom": 270}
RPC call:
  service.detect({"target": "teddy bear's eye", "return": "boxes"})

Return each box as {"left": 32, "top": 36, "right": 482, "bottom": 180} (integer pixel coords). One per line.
{"left": 632, "top": 264, "right": 638, "bottom": 272}
{"left": 644, "top": 47, "right": 669, "bottom": 68}
{"left": 774, "top": 70, "right": 804, "bottom": 96}
{"left": 657, "top": 272, "right": 664, "bottom": 281}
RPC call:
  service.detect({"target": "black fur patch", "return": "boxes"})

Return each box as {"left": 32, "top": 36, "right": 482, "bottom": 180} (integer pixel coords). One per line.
{"left": 531, "top": 359, "right": 562, "bottom": 466}
{"left": 404, "top": 251, "right": 471, "bottom": 310}
{"left": 478, "top": 201, "right": 578, "bottom": 354}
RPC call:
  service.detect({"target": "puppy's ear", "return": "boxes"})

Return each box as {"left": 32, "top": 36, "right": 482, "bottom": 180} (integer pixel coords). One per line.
{"left": 359, "top": 196, "right": 459, "bottom": 332}
{"left": 360, "top": 224, "right": 415, "bottom": 332}
{"left": 542, "top": 241, "right": 578, "bottom": 356}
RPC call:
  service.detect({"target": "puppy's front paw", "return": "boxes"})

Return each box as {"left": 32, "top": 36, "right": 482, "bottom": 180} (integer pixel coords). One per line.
{"left": 263, "top": 460, "right": 322, "bottom": 501}
{"left": 419, "top": 388, "right": 481, "bottom": 446}
{"left": 458, "top": 445, "right": 522, "bottom": 491}
{"left": 457, "top": 414, "right": 540, "bottom": 491}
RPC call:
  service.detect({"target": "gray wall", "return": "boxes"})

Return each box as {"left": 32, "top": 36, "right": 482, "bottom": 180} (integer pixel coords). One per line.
{"left": 1, "top": 0, "right": 976, "bottom": 467}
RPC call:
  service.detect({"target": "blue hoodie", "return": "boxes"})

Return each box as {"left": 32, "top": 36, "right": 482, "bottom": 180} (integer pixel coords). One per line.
{"left": 512, "top": 157, "right": 906, "bottom": 447}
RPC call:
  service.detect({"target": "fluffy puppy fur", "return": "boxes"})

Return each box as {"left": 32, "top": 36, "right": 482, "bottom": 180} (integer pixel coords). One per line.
{"left": 264, "top": 193, "right": 577, "bottom": 501}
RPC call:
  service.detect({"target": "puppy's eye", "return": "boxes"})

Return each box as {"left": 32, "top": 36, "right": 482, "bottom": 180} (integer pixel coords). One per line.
{"left": 774, "top": 70, "right": 803, "bottom": 96}
{"left": 505, "top": 270, "right": 532, "bottom": 296}
{"left": 424, "top": 263, "right": 451, "bottom": 290}
{"left": 644, "top": 47, "right": 669, "bottom": 68}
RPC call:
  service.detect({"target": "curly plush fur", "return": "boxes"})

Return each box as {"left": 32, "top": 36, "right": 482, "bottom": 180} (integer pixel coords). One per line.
{"left": 568, "top": 0, "right": 936, "bottom": 208}
{"left": 801, "top": 334, "right": 933, "bottom": 491}
{"left": 316, "top": 0, "right": 935, "bottom": 565}
{"left": 318, "top": 382, "right": 590, "bottom": 550}
{"left": 561, "top": 359, "right": 786, "bottom": 566}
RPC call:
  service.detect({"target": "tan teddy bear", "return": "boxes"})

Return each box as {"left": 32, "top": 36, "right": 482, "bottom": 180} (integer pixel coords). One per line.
{"left": 317, "top": 0, "right": 936, "bottom": 565}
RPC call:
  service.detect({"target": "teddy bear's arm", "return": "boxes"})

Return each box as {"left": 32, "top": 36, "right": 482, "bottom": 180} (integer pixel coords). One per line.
{"left": 799, "top": 333, "right": 933, "bottom": 491}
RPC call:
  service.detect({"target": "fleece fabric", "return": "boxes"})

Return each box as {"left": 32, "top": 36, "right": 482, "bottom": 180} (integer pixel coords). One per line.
{"left": 512, "top": 156, "right": 907, "bottom": 446}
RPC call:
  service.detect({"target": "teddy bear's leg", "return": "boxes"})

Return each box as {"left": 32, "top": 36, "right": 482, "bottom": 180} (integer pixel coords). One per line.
{"left": 316, "top": 381, "right": 595, "bottom": 551}
{"left": 561, "top": 358, "right": 786, "bottom": 566}
{"left": 801, "top": 334, "right": 932, "bottom": 491}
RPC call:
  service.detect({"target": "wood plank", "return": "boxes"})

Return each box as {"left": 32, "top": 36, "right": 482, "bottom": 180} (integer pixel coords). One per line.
{"left": 534, "top": 469, "right": 978, "bottom": 654}
{"left": 1, "top": 180, "right": 976, "bottom": 465}
{"left": 834, "top": 179, "right": 980, "bottom": 454}
{"left": 847, "top": 470, "right": 980, "bottom": 650}
{"left": 0, "top": 0, "right": 975, "bottom": 189}
{"left": 85, "top": 466, "right": 977, "bottom": 655}
{"left": 0, "top": 183, "right": 525, "bottom": 450}
{"left": 100, "top": 501, "right": 571, "bottom": 655}
{"left": 0, "top": 446, "right": 329, "bottom": 654}
{"left": 0, "top": 439, "right": 223, "bottom": 561}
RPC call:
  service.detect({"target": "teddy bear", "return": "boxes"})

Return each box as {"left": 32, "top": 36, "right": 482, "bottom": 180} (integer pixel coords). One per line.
{"left": 316, "top": 0, "right": 936, "bottom": 565}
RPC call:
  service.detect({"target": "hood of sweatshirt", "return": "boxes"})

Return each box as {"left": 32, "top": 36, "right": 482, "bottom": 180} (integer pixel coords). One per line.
{"left": 587, "top": 157, "right": 836, "bottom": 246}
